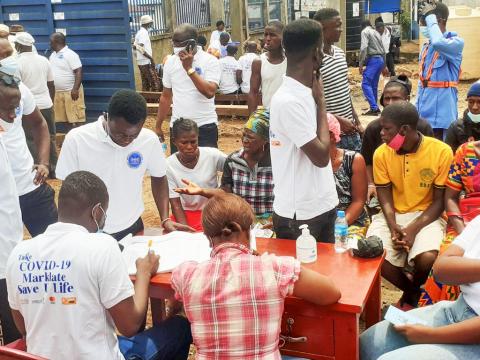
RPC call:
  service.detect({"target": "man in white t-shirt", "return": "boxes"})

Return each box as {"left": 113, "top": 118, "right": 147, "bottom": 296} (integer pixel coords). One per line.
{"left": 209, "top": 20, "right": 226, "bottom": 51}
{"left": 6, "top": 170, "right": 192, "bottom": 360}
{"left": 157, "top": 23, "right": 221, "bottom": 152}
{"left": 218, "top": 44, "right": 240, "bottom": 95}
{"left": 15, "top": 32, "right": 58, "bottom": 173}
{"left": 0, "top": 55, "right": 58, "bottom": 238}
{"left": 236, "top": 41, "right": 259, "bottom": 94}
{"left": 133, "top": 15, "right": 161, "bottom": 92}
{"left": 270, "top": 19, "right": 338, "bottom": 243}
{"left": 0, "top": 86, "right": 24, "bottom": 346}
{"left": 57, "top": 89, "right": 194, "bottom": 240}
{"left": 49, "top": 32, "right": 85, "bottom": 129}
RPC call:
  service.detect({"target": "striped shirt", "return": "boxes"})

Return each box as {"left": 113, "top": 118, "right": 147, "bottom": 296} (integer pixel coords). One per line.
{"left": 320, "top": 46, "right": 353, "bottom": 120}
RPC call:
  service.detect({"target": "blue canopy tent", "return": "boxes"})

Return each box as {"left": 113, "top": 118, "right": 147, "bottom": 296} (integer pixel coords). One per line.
{"left": 365, "top": 0, "right": 401, "bottom": 14}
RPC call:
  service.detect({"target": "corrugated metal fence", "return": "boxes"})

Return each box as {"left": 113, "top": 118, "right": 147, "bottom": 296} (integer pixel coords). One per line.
{"left": 175, "top": 0, "right": 211, "bottom": 28}
{"left": 0, "top": 0, "right": 135, "bottom": 121}
{"left": 129, "top": 0, "right": 168, "bottom": 36}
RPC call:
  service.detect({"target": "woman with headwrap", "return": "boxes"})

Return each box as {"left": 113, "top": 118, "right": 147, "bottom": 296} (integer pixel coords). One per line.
{"left": 328, "top": 113, "right": 369, "bottom": 233}
{"left": 175, "top": 109, "right": 274, "bottom": 220}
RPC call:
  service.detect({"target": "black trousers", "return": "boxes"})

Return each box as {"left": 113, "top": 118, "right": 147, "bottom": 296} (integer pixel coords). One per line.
{"left": 170, "top": 123, "right": 218, "bottom": 153}
{"left": 0, "top": 278, "right": 21, "bottom": 345}
{"left": 19, "top": 183, "right": 58, "bottom": 237}
{"left": 109, "top": 217, "right": 144, "bottom": 242}
{"left": 386, "top": 53, "right": 396, "bottom": 76}
{"left": 273, "top": 208, "right": 337, "bottom": 243}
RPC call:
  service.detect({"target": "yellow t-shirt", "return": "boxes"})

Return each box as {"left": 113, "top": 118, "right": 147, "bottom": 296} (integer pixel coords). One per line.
{"left": 373, "top": 136, "right": 453, "bottom": 213}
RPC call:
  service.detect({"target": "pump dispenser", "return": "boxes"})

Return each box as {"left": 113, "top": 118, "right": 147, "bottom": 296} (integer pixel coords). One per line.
{"left": 296, "top": 224, "right": 317, "bottom": 263}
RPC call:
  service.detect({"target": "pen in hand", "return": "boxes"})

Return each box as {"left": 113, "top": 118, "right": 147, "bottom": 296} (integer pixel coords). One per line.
{"left": 147, "top": 239, "right": 153, "bottom": 254}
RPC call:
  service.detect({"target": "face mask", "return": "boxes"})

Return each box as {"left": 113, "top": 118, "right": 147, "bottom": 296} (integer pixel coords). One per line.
{"left": 0, "top": 55, "right": 18, "bottom": 76}
{"left": 92, "top": 203, "right": 107, "bottom": 233}
{"left": 173, "top": 47, "right": 186, "bottom": 55}
{"left": 387, "top": 132, "right": 406, "bottom": 151}
{"left": 468, "top": 111, "right": 480, "bottom": 124}
{"left": 420, "top": 26, "right": 430, "bottom": 39}
{"left": 0, "top": 118, "right": 14, "bottom": 133}
{"left": 148, "top": 27, "right": 154, "bottom": 33}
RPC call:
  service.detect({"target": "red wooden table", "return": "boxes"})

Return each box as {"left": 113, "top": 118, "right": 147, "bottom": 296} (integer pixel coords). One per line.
{"left": 143, "top": 238, "right": 384, "bottom": 360}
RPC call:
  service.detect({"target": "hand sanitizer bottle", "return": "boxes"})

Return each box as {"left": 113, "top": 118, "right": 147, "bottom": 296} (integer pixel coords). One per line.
{"left": 296, "top": 224, "right": 317, "bottom": 263}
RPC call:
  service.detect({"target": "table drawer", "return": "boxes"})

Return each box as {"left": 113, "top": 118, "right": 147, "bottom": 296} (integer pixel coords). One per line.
{"left": 280, "top": 310, "right": 335, "bottom": 358}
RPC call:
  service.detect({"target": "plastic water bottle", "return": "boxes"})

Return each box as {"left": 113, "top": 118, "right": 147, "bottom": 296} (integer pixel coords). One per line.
{"left": 334, "top": 210, "right": 348, "bottom": 253}
{"left": 296, "top": 224, "right": 317, "bottom": 263}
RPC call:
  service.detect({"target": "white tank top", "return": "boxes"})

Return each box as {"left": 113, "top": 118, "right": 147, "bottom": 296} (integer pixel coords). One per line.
{"left": 260, "top": 52, "right": 287, "bottom": 109}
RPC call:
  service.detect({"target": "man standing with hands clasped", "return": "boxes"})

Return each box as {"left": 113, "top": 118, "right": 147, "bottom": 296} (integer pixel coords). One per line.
{"left": 157, "top": 23, "right": 220, "bottom": 153}
{"left": 270, "top": 19, "right": 339, "bottom": 243}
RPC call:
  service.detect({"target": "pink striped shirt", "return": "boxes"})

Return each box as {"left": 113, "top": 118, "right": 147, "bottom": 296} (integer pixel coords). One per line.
{"left": 171, "top": 242, "right": 301, "bottom": 360}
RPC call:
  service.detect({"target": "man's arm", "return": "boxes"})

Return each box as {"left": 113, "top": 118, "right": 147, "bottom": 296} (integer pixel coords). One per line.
{"left": 426, "top": 14, "right": 464, "bottom": 61}
{"left": 22, "top": 108, "right": 50, "bottom": 184}
{"left": 151, "top": 176, "right": 195, "bottom": 232}
{"left": 248, "top": 59, "right": 262, "bottom": 113}
{"left": 71, "top": 67, "right": 82, "bottom": 101}
{"left": 346, "top": 154, "right": 368, "bottom": 226}
{"left": 236, "top": 69, "right": 242, "bottom": 85}
{"left": 188, "top": 71, "right": 218, "bottom": 99}
{"left": 376, "top": 185, "right": 400, "bottom": 235}
{"left": 11, "top": 310, "right": 26, "bottom": 337}
{"left": 300, "top": 76, "right": 330, "bottom": 168}
{"left": 47, "top": 81, "right": 55, "bottom": 103}
{"left": 156, "top": 87, "right": 172, "bottom": 140}
{"left": 108, "top": 252, "right": 159, "bottom": 337}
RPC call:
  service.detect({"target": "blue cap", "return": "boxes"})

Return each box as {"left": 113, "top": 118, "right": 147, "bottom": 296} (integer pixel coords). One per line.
{"left": 337, "top": 210, "right": 346, "bottom": 217}
{"left": 467, "top": 81, "right": 480, "bottom": 98}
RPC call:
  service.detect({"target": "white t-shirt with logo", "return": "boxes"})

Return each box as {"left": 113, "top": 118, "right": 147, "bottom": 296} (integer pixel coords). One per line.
{"left": 238, "top": 52, "right": 259, "bottom": 94}
{"left": 163, "top": 48, "right": 220, "bottom": 127}
{"left": 452, "top": 215, "right": 480, "bottom": 315}
{"left": 269, "top": 76, "right": 338, "bottom": 220}
{"left": 56, "top": 117, "right": 167, "bottom": 233}
{"left": 134, "top": 27, "right": 152, "bottom": 66}
{"left": 0, "top": 135, "right": 23, "bottom": 280}
{"left": 3, "top": 82, "right": 39, "bottom": 196}
{"left": 6, "top": 222, "right": 134, "bottom": 360}
{"left": 49, "top": 46, "right": 82, "bottom": 91}
{"left": 218, "top": 56, "right": 240, "bottom": 94}
{"left": 17, "top": 52, "right": 54, "bottom": 109}
{"left": 167, "top": 147, "right": 226, "bottom": 210}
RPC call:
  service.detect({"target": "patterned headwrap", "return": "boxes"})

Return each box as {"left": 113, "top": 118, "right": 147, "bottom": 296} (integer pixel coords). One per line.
{"left": 245, "top": 108, "right": 270, "bottom": 141}
{"left": 327, "top": 113, "right": 341, "bottom": 143}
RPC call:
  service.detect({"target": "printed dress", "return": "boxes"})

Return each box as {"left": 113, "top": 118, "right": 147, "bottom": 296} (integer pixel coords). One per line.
{"left": 419, "top": 142, "right": 480, "bottom": 306}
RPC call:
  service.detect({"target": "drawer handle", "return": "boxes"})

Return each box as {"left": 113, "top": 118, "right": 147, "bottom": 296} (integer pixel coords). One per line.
{"left": 279, "top": 335, "right": 308, "bottom": 347}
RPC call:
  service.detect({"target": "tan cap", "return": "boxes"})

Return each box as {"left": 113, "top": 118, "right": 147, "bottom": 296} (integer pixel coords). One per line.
{"left": 140, "top": 15, "right": 153, "bottom": 25}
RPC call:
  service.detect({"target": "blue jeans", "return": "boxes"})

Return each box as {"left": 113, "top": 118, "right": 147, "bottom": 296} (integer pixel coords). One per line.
{"left": 118, "top": 316, "right": 192, "bottom": 360}
{"left": 360, "top": 295, "right": 480, "bottom": 360}
{"left": 362, "top": 56, "right": 384, "bottom": 111}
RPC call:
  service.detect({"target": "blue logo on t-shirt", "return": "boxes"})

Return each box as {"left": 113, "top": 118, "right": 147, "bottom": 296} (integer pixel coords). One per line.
{"left": 195, "top": 67, "right": 202, "bottom": 75}
{"left": 127, "top": 151, "right": 143, "bottom": 169}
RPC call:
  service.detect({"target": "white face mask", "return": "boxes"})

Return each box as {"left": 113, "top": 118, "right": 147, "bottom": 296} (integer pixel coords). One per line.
{"left": 420, "top": 26, "right": 430, "bottom": 39}
{"left": 173, "top": 47, "right": 186, "bottom": 55}
{"left": 468, "top": 111, "right": 480, "bottom": 124}
{"left": 0, "top": 118, "right": 14, "bottom": 133}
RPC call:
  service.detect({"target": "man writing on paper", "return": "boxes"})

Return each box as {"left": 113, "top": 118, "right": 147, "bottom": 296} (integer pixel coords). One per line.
{"left": 6, "top": 171, "right": 192, "bottom": 360}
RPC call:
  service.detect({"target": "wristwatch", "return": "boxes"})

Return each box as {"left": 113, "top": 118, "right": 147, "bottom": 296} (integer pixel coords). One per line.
{"left": 187, "top": 68, "right": 196, "bottom": 76}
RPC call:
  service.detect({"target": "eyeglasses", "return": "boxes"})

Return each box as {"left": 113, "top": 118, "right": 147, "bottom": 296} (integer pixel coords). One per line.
{"left": 0, "top": 72, "right": 21, "bottom": 87}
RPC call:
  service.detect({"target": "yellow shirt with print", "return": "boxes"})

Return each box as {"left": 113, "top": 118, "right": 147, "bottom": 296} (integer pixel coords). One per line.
{"left": 373, "top": 136, "right": 453, "bottom": 213}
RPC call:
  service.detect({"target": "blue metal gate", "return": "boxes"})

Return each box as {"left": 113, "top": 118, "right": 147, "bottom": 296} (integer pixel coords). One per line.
{"left": 0, "top": 0, "right": 135, "bottom": 121}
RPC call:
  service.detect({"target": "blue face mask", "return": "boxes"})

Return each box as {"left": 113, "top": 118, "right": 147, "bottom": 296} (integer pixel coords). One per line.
{"left": 420, "top": 26, "right": 430, "bottom": 39}
{"left": 468, "top": 111, "right": 480, "bottom": 124}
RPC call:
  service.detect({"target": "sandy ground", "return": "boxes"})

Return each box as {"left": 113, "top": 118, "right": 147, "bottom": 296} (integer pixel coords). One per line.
{"left": 40, "top": 60, "right": 474, "bottom": 355}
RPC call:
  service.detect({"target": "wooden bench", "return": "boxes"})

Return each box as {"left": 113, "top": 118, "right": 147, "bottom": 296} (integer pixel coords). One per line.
{"left": 146, "top": 103, "right": 250, "bottom": 117}
{"left": 139, "top": 91, "right": 250, "bottom": 105}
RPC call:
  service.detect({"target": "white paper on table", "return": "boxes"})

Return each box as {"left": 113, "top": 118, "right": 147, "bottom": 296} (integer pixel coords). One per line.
{"left": 122, "top": 231, "right": 211, "bottom": 275}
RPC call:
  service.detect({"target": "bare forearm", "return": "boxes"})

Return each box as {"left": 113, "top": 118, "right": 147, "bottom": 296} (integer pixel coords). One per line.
{"left": 131, "top": 271, "right": 151, "bottom": 328}
{"left": 425, "top": 317, "right": 480, "bottom": 344}
{"left": 73, "top": 69, "right": 82, "bottom": 92}
{"left": 377, "top": 186, "right": 396, "bottom": 227}
{"left": 170, "top": 199, "right": 187, "bottom": 224}
{"left": 366, "top": 165, "right": 374, "bottom": 184}
{"left": 156, "top": 95, "right": 172, "bottom": 134}
{"left": 47, "top": 82, "right": 55, "bottom": 102}
{"left": 190, "top": 74, "right": 216, "bottom": 98}
{"left": 346, "top": 202, "right": 365, "bottom": 226}
{"left": 248, "top": 90, "right": 259, "bottom": 113}
{"left": 409, "top": 199, "right": 444, "bottom": 234}
{"left": 151, "top": 177, "right": 170, "bottom": 221}
{"left": 24, "top": 110, "right": 50, "bottom": 165}
{"left": 434, "top": 256, "right": 480, "bottom": 285}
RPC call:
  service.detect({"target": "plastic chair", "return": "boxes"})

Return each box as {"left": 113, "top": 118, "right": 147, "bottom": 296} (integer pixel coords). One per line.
{"left": 0, "top": 339, "right": 47, "bottom": 360}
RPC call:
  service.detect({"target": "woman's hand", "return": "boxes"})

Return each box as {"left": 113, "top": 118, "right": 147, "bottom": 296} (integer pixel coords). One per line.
{"left": 394, "top": 324, "right": 434, "bottom": 344}
{"left": 174, "top": 179, "right": 203, "bottom": 196}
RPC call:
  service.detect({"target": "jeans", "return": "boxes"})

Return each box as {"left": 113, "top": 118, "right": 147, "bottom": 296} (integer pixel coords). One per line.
{"left": 362, "top": 56, "right": 385, "bottom": 111}
{"left": 0, "top": 278, "right": 22, "bottom": 345}
{"left": 338, "top": 132, "right": 362, "bottom": 152}
{"left": 360, "top": 295, "right": 480, "bottom": 360}
{"left": 118, "top": 316, "right": 192, "bottom": 360}
{"left": 273, "top": 208, "right": 337, "bottom": 243}
{"left": 170, "top": 123, "right": 218, "bottom": 153}
{"left": 19, "top": 183, "right": 58, "bottom": 237}
{"left": 110, "top": 217, "right": 144, "bottom": 241}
